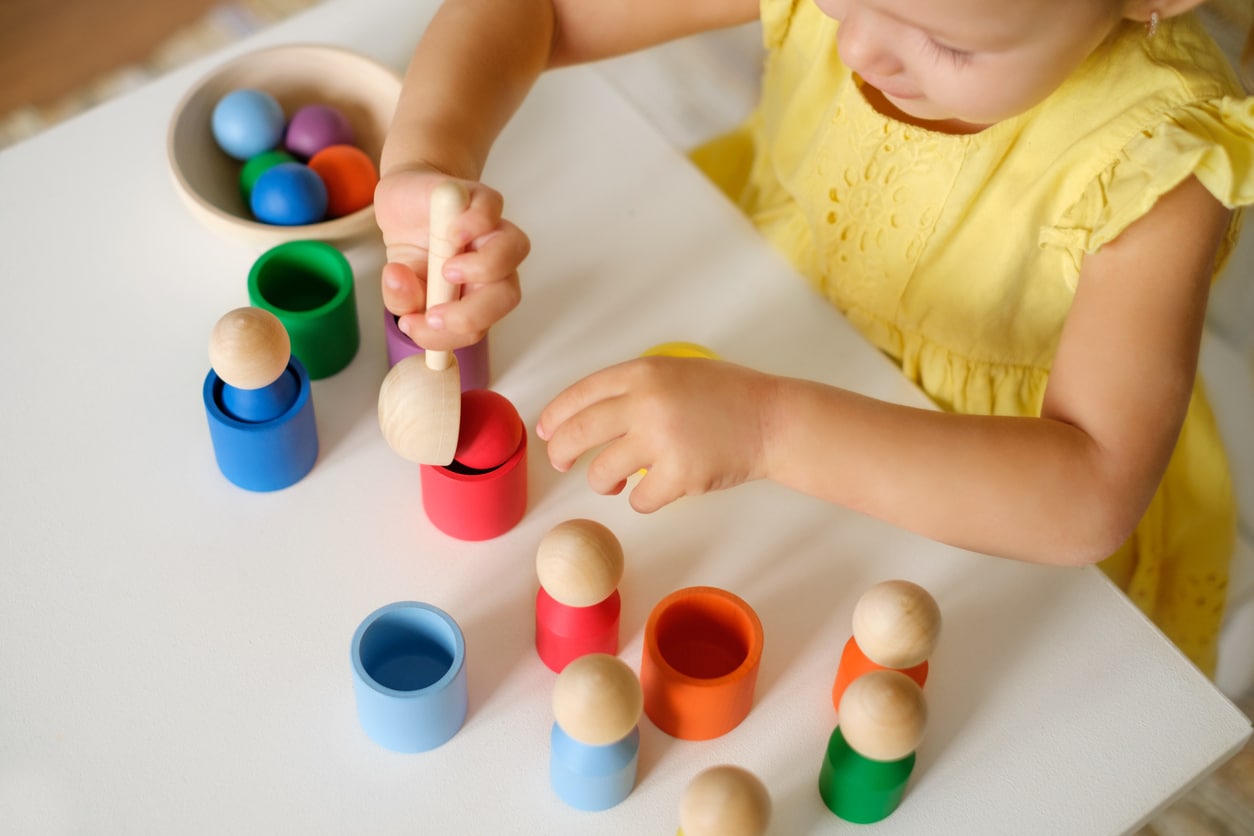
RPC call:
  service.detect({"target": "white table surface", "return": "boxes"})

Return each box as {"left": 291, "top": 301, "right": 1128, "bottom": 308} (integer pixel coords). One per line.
{"left": 0, "top": 1, "right": 1249, "bottom": 833}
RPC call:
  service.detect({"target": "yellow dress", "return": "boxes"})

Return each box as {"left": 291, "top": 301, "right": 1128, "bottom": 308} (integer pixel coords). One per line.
{"left": 695, "top": 1, "right": 1254, "bottom": 675}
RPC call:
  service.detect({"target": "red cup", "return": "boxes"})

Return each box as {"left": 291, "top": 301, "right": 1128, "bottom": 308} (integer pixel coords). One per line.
{"left": 419, "top": 431, "right": 526, "bottom": 541}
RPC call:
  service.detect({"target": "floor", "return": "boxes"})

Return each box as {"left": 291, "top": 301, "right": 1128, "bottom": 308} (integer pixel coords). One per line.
{"left": 1, "top": 2, "right": 1250, "bottom": 833}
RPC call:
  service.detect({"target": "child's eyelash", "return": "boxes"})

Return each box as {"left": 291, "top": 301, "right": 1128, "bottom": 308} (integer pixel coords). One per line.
{"left": 922, "top": 37, "right": 973, "bottom": 67}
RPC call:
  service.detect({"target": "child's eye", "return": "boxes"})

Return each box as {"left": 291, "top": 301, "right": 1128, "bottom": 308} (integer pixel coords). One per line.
{"left": 923, "top": 37, "right": 973, "bottom": 67}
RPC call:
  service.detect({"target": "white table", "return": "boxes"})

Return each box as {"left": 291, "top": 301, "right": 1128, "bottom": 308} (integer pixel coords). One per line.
{"left": 0, "top": 1, "right": 1248, "bottom": 833}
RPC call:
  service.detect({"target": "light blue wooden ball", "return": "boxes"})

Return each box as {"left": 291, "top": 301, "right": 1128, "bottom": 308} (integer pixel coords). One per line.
{"left": 212, "top": 89, "right": 286, "bottom": 161}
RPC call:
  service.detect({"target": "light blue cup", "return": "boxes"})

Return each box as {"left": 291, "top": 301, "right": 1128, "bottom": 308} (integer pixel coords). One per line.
{"left": 350, "top": 601, "right": 468, "bottom": 752}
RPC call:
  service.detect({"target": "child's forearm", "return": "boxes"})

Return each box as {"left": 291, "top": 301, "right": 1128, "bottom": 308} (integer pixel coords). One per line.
{"left": 381, "top": 0, "right": 556, "bottom": 180}
{"left": 761, "top": 377, "right": 1160, "bottom": 567}
{"left": 380, "top": 0, "right": 760, "bottom": 180}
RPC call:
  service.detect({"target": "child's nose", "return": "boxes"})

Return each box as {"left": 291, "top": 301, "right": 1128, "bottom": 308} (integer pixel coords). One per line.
{"left": 836, "top": 7, "right": 904, "bottom": 78}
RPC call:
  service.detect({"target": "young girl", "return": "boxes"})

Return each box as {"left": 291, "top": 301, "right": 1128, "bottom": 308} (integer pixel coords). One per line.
{"left": 375, "top": 0, "right": 1254, "bottom": 676}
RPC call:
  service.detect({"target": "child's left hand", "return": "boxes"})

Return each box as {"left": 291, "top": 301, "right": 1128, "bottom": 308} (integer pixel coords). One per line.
{"left": 537, "top": 357, "right": 779, "bottom": 512}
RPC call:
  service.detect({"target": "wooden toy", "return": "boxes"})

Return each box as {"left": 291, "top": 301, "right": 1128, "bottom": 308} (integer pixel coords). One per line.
{"left": 418, "top": 388, "right": 527, "bottom": 540}
{"left": 382, "top": 309, "right": 491, "bottom": 390}
{"left": 239, "top": 149, "right": 296, "bottom": 202}
{"left": 202, "top": 307, "right": 318, "bottom": 491}
{"left": 350, "top": 601, "right": 468, "bottom": 753}
{"left": 642, "top": 341, "right": 720, "bottom": 360}
{"left": 454, "top": 390, "right": 524, "bottom": 471}
{"left": 819, "top": 670, "right": 927, "bottom": 823}
{"left": 549, "top": 653, "right": 642, "bottom": 811}
{"left": 208, "top": 306, "right": 292, "bottom": 395}
{"left": 377, "top": 180, "right": 468, "bottom": 467}
{"left": 678, "top": 765, "right": 772, "bottom": 836}
{"left": 832, "top": 579, "right": 940, "bottom": 713}
{"left": 169, "top": 44, "right": 400, "bottom": 245}
{"left": 248, "top": 240, "right": 359, "bottom": 379}
{"left": 308, "top": 144, "right": 378, "bottom": 218}
{"left": 534, "top": 519, "right": 624, "bottom": 672}
{"left": 211, "top": 88, "right": 285, "bottom": 161}
{"left": 250, "top": 162, "right": 329, "bottom": 226}
{"left": 285, "top": 103, "right": 355, "bottom": 159}
{"left": 641, "top": 586, "right": 764, "bottom": 740}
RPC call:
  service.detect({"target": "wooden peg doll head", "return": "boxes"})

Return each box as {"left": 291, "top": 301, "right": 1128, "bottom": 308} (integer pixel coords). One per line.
{"left": 838, "top": 669, "right": 927, "bottom": 762}
{"left": 536, "top": 519, "right": 625, "bottom": 608}
{"left": 551, "top": 653, "right": 642, "bottom": 746}
{"left": 679, "top": 764, "right": 772, "bottom": 836}
{"left": 208, "top": 307, "right": 290, "bottom": 389}
{"left": 852, "top": 580, "right": 941, "bottom": 670}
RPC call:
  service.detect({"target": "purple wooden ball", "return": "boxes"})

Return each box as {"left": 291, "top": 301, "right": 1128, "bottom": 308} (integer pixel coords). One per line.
{"left": 284, "top": 103, "right": 355, "bottom": 159}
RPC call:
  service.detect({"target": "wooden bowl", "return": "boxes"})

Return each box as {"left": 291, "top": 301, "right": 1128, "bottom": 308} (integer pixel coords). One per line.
{"left": 167, "top": 44, "right": 400, "bottom": 246}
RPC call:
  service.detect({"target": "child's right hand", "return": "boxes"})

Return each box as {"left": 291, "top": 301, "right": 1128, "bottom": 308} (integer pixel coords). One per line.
{"left": 374, "top": 166, "right": 528, "bottom": 352}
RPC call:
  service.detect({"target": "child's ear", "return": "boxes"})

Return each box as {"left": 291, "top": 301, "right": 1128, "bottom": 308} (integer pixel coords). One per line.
{"left": 1121, "top": 0, "right": 1210, "bottom": 24}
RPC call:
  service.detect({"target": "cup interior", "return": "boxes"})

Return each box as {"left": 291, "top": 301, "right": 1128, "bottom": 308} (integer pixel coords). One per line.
{"left": 250, "top": 240, "right": 352, "bottom": 316}
{"left": 355, "top": 604, "right": 462, "bottom": 693}
{"left": 654, "top": 590, "right": 762, "bottom": 680}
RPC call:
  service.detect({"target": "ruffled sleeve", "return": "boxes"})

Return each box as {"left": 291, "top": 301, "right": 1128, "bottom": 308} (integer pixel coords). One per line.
{"left": 1040, "top": 95, "right": 1254, "bottom": 273}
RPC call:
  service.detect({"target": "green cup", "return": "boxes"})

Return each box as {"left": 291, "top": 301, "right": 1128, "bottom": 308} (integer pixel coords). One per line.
{"left": 248, "top": 240, "right": 360, "bottom": 379}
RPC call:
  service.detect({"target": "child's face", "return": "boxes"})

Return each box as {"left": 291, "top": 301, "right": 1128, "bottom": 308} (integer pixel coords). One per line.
{"left": 816, "top": 0, "right": 1127, "bottom": 128}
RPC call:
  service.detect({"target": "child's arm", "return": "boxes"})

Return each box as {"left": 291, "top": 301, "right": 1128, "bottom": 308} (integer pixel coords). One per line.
{"left": 377, "top": 0, "right": 759, "bottom": 351}
{"left": 538, "top": 176, "right": 1231, "bottom": 567}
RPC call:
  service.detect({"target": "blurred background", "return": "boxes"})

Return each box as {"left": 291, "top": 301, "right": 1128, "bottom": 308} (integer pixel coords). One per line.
{"left": 0, "top": 0, "right": 319, "bottom": 148}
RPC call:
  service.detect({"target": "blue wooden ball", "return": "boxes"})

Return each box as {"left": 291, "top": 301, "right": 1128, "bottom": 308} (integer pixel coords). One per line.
{"left": 249, "top": 162, "right": 329, "bottom": 226}
{"left": 212, "top": 89, "right": 286, "bottom": 161}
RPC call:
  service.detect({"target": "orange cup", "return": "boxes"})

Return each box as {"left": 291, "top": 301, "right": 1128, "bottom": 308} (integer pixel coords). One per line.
{"left": 830, "top": 636, "right": 929, "bottom": 714}
{"left": 640, "top": 586, "right": 764, "bottom": 740}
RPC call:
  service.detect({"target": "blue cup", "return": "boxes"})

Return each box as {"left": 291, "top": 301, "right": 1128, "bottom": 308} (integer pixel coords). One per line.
{"left": 350, "top": 601, "right": 468, "bottom": 752}
{"left": 203, "top": 356, "right": 318, "bottom": 492}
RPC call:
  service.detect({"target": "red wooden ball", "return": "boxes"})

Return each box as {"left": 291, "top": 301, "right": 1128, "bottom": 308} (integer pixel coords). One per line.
{"left": 454, "top": 389, "right": 523, "bottom": 471}
{"left": 308, "top": 144, "right": 378, "bottom": 218}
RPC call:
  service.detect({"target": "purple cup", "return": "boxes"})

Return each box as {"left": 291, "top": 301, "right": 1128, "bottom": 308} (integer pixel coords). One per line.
{"left": 383, "top": 308, "right": 490, "bottom": 391}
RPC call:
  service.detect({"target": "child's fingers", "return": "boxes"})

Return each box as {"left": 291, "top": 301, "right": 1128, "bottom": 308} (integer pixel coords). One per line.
{"left": 396, "top": 276, "right": 518, "bottom": 350}
{"left": 537, "top": 364, "right": 631, "bottom": 443}
{"left": 399, "top": 308, "right": 480, "bottom": 351}
{"left": 628, "top": 470, "right": 682, "bottom": 514}
{"left": 380, "top": 178, "right": 502, "bottom": 268}
{"left": 383, "top": 237, "right": 430, "bottom": 272}
{"left": 585, "top": 436, "right": 648, "bottom": 495}
{"left": 543, "top": 392, "right": 632, "bottom": 473}
{"left": 426, "top": 272, "right": 522, "bottom": 336}
{"left": 381, "top": 262, "right": 426, "bottom": 316}
{"left": 446, "top": 183, "right": 505, "bottom": 248}
{"left": 445, "top": 220, "right": 531, "bottom": 285}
